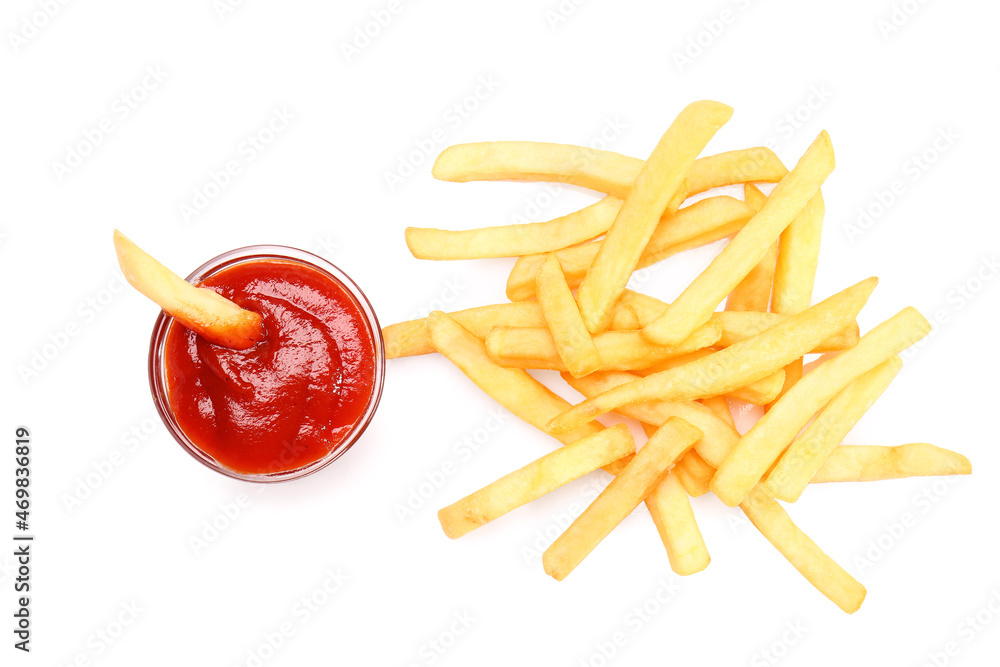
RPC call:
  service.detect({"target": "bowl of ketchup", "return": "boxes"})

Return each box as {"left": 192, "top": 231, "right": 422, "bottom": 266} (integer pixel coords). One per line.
{"left": 148, "top": 245, "right": 385, "bottom": 482}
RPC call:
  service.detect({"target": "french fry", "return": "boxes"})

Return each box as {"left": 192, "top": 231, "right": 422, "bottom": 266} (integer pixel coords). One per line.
{"left": 639, "top": 423, "right": 711, "bottom": 573}
{"left": 577, "top": 101, "right": 734, "bottom": 332}
{"left": 714, "top": 310, "right": 859, "bottom": 352}
{"left": 711, "top": 308, "right": 931, "bottom": 507}
{"left": 740, "top": 486, "right": 866, "bottom": 613}
{"left": 639, "top": 356, "right": 787, "bottom": 405}
{"left": 543, "top": 418, "right": 703, "bottom": 580}
{"left": 113, "top": 230, "right": 265, "bottom": 350}
{"left": 425, "top": 311, "right": 606, "bottom": 448}
{"left": 812, "top": 443, "right": 972, "bottom": 483}
{"left": 700, "top": 396, "right": 735, "bottom": 428}
{"left": 405, "top": 197, "right": 622, "bottom": 260}
{"left": 536, "top": 254, "right": 601, "bottom": 377}
{"left": 643, "top": 131, "right": 835, "bottom": 345}
{"left": 772, "top": 191, "right": 825, "bottom": 315}
{"left": 433, "top": 142, "right": 788, "bottom": 201}
{"left": 506, "top": 196, "right": 753, "bottom": 301}
{"left": 546, "top": 277, "right": 877, "bottom": 435}
{"left": 563, "top": 371, "right": 739, "bottom": 468}
{"left": 383, "top": 302, "right": 547, "bottom": 358}
{"left": 727, "top": 369, "right": 786, "bottom": 405}
{"left": 645, "top": 471, "right": 711, "bottom": 575}
{"left": 615, "top": 291, "right": 859, "bottom": 352}
{"left": 674, "top": 450, "right": 715, "bottom": 497}
{"left": 485, "top": 321, "right": 721, "bottom": 372}
{"left": 438, "top": 425, "right": 635, "bottom": 538}
{"left": 725, "top": 184, "right": 776, "bottom": 311}
{"left": 770, "top": 358, "right": 804, "bottom": 409}
{"left": 380, "top": 292, "right": 853, "bottom": 360}
{"left": 765, "top": 356, "right": 903, "bottom": 502}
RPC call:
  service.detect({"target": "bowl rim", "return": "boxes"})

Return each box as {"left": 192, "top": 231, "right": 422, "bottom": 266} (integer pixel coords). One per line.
{"left": 148, "top": 244, "right": 386, "bottom": 483}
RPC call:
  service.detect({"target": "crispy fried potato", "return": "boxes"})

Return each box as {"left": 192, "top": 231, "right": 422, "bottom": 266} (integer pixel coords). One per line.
{"left": 425, "top": 311, "right": 606, "bottom": 448}
{"left": 725, "top": 184, "right": 775, "bottom": 311}
{"left": 563, "top": 371, "right": 739, "bottom": 468}
{"left": 772, "top": 191, "right": 825, "bottom": 315}
{"left": 405, "top": 196, "right": 622, "bottom": 260}
{"left": 382, "top": 292, "right": 854, "bottom": 361}
{"left": 643, "top": 131, "right": 835, "bottom": 346}
{"left": 543, "top": 418, "right": 702, "bottom": 580}
{"left": 383, "top": 302, "right": 547, "bottom": 358}
{"left": 700, "top": 396, "right": 735, "bottom": 428}
{"left": 113, "top": 230, "right": 264, "bottom": 350}
{"left": 727, "top": 369, "right": 786, "bottom": 405}
{"left": 712, "top": 308, "right": 931, "bottom": 507}
{"left": 614, "top": 291, "right": 859, "bottom": 352}
{"left": 536, "top": 254, "right": 601, "bottom": 377}
{"left": 812, "top": 443, "right": 972, "bottom": 483}
{"left": 645, "top": 471, "right": 711, "bottom": 575}
{"left": 547, "top": 277, "right": 877, "bottom": 435}
{"left": 636, "top": 357, "right": 785, "bottom": 406}
{"left": 485, "top": 321, "right": 721, "bottom": 372}
{"left": 433, "top": 143, "right": 788, "bottom": 200}
{"left": 438, "top": 425, "right": 635, "bottom": 538}
{"left": 740, "top": 486, "right": 866, "bottom": 613}
{"left": 674, "top": 450, "right": 715, "bottom": 497}
{"left": 507, "top": 196, "right": 754, "bottom": 301}
{"left": 765, "top": 356, "right": 903, "bottom": 502}
{"left": 577, "top": 101, "right": 734, "bottom": 332}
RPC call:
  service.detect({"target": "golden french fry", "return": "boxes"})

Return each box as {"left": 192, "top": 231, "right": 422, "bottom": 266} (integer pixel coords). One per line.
{"left": 506, "top": 196, "right": 753, "bottom": 301}
{"left": 383, "top": 302, "right": 547, "bottom": 358}
{"left": 674, "top": 450, "right": 715, "bottom": 496}
{"left": 743, "top": 182, "right": 768, "bottom": 211}
{"left": 714, "top": 310, "right": 859, "bottom": 352}
{"left": 767, "top": 185, "right": 825, "bottom": 407}
{"left": 740, "top": 486, "right": 866, "bottom": 613}
{"left": 547, "top": 277, "right": 878, "bottom": 435}
{"left": 772, "top": 191, "right": 825, "bottom": 315}
{"left": 433, "top": 142, "right": 788, "bottom": 200}
{"left": 769, "top": 358, "right": 804, "bottom": 408}
{"left": 639, "top": 423, "right": 711, "bottom": 572}
{"left": 485, "top": 321, "right": 721, "bottom": 372}
{"left": 113, "top": 230, "right": 264, "bottom": 350}
{"left": 712, "top": 307, "right": 931, "bottom": 507}
{"left": 725, "top": 242, "right": 776, "bottom": 312}
{"left": 536, "top": 254, "right": 601, "bottom": 377}
{"left": 432, "top": 142, "right": 646, "bottom": 198}
{"left": 543, "top": 418, "right": 702, "bottom": 580}
{"left": 438, "top": 425, "right": 635, "bottom": 538}
{"left": 645, "top": 472, "right": 711, "bottom": 575}
{"left": 563, "top": 371, "right": 739, "bottom": 468}
{"left": 700, "top": 396, "right": 735, "bottom": 428}
{"left": 812, "top": 443, "right": 972, "bottom": 483}
{"left": 615, "top": 291, "right": 859, "bottom": 352}
{"left": 382, "top": 292, "right": 856, "bottom": 361}
{"left": 639, "top": 355, "right": 786, "bottom": 405}
{"left": 765, "top": 356, "right": 903, "bottom": 502}
{"left": 405, "top": 196, "right": 622, "bottom": 260}
{"left": 643, "top": 131, "right": 835, "bottom": 345}
{"left": 425, "top": 311, "right": 605, "bottom": 448}
{"left": 577, "top": 101, "right": 734, "bottom": 332}
{"left": 725, "top": 184, "right": 775, "bottom": 312}
{"left": 727, "top": 369, "right": 786, "bottom": 405}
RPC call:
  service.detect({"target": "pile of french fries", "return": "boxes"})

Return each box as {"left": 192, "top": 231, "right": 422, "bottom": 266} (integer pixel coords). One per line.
{"left": 384, "top": 101, "right": 970, "bottom": 613}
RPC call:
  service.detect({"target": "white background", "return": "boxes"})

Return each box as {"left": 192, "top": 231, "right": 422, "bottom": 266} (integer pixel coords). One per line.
{"left": 2, "top": 0, "right": 999, "bottom": 665}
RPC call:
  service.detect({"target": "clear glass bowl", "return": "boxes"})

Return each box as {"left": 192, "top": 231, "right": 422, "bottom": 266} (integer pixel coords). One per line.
{"left": 148, "top": 245, "right": 385, "bottom": 482}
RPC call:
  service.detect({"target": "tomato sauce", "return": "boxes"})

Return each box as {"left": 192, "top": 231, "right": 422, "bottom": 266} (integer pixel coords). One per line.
{"left": 163, "top": 260, "right": 377, "bottom": 475}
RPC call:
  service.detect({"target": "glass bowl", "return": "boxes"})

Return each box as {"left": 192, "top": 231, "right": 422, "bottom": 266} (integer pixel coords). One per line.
{"left": 148, "top": 245, "right": 385, "bottom": 482}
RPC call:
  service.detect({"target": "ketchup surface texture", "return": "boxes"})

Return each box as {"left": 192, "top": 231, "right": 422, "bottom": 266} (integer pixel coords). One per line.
{"left": 164, "top": 259, "right": 377, "bottom": 475}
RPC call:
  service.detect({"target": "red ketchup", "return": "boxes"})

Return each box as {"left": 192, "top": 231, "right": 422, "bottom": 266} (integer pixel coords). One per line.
{"left": 163, "top": 260, "right": 377, "bottom": 475}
